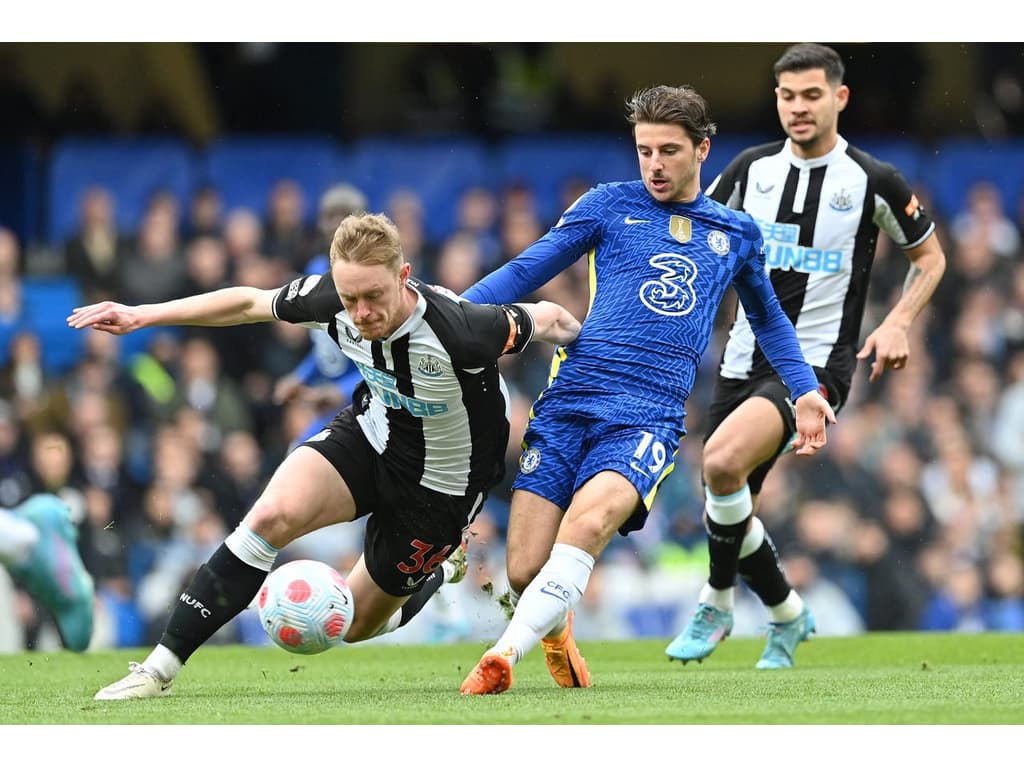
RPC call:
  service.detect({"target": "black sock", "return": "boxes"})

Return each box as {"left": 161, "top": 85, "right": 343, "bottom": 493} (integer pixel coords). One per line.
{"left": 160, "top": 544, "right": 268, "bottom": 663}
{"left": 397, "top": 569, "right": 444, "bottom": 627}
{"left": 738, "top": 532, "right": 790, "bottom": 607}
{"left": 706, "top": 516, "right": 749, "bottom": 590}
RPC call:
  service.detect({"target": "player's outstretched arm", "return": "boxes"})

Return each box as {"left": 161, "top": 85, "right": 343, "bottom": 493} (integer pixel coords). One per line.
{"left": 856, "top": 232, "right": 946, "bottom": 382}
{"left": 790, "top": 389, "right": 837, "bottom": 456}
{"left": 520, "top": 300, "right": 581, "bottom": 346}
{"left": 67, "top": 286, "right": 279, "bottom": 335}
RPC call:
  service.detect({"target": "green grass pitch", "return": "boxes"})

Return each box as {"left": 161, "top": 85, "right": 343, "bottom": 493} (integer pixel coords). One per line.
{"left": 1, "top": 632, "right": 1021, "bottom": 726}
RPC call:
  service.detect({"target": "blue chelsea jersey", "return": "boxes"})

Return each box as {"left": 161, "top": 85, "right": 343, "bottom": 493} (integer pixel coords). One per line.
{"left": 464, "top": 180, "right": 815, "bottom": 420}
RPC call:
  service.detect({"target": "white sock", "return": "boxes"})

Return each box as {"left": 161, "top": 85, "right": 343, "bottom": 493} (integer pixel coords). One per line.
{"left": 739, "top": 516, "right": 765, "bottom": 558}
{"left": 368, "top": 611, "right": 402, "bottom": 639}
{"left": 705, "top": 485, "right": 753, "bottom": 525}
{"left": 487, "top": 543, "right": 594, "bottom": 665}
{"left": 769, "top": 590, "right": 804, "bottom": 623}
{"left": 698, "top": 582, "right": 734, "bottom": 611}
{"left": 143, "top": 644, "right": 183, "bottom": 681}
{"left": 224, "top": 522, "right": 279, "bottom": 572}
{"left": 0, "top": 509, "right": 39, "bottom": 566}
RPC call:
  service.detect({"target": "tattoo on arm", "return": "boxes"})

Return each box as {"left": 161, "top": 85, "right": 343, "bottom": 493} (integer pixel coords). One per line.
{"left": 900, "top": 263, "right": 940, "bottom": 317}
{"left": 902, "top": 264, "right": 922, "bottom": 296}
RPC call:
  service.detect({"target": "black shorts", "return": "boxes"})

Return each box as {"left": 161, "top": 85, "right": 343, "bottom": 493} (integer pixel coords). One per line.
{"left": 300, "top": 407, "right": 485, "bottom": 597}
{"left": 704, "top": 367, "right": 846, "bottom": 494}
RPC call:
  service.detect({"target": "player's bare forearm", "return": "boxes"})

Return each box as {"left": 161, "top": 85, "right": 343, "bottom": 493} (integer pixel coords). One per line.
{"left": 67, "top": 287, "right": 278, "bottom": 334}
{"left": 885, "top": 234, "right": 946, "bottom": 331}
{"left": 526, "top": 300, "right": 582, "bottom": 345}
{"left": 856, "top": 235, "right": 944, "bottom": 381}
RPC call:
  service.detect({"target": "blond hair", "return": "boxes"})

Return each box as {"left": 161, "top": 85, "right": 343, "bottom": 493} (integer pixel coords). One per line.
{"left": 329, "top": 212, "right": 403, "bottom": 272}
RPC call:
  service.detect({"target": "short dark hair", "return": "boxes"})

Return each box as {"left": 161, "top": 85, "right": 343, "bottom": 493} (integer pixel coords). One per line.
{"left": 774, "top": 43, "right": 845, "bottom": 87}
{"left": 625, "top": 85, "right": 717, "bottom": 143}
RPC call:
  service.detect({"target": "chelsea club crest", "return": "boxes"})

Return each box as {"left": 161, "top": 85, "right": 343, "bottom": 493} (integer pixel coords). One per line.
{"left": 520, "top": 448, "right": 541, "bottom": 474}
{"left": 707, "top": 230, "right": 730, "bottom": 256}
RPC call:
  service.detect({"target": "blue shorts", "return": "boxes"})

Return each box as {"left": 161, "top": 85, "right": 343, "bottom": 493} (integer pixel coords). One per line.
{"left": 511, "top": 391, "right": 684, "bottom": 535}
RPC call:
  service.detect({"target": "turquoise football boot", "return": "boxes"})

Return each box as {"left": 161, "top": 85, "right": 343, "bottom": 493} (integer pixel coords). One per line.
{"left": 8, "top": 494, "right": 95, "bottom": 651}
{"left": 756, "top": 607, "right": 816, "bottom": 669}
{"left": 665, "top": 603, "right": 734, "bottom": 663}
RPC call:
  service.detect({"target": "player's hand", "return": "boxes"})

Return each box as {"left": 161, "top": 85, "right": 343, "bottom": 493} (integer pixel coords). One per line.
{"left": 790, "top": 390, "right": 836, "bottom": 456}
{"left": 856, "top": 323, "right": 910, "bottom": 382}
{"left": 66, "top": 301, "right": 145, "bottom": 335}
{"left": 272, "top": 374, "right": 304, "bottom": 405}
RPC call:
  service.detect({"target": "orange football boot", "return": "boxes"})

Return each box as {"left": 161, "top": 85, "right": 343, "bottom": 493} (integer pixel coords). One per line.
{"left": 541, "top": 611, "right": 591, "bottom": 688}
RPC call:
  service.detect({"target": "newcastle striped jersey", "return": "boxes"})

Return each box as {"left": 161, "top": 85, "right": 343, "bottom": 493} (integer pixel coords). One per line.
{"left": 708, "top": 135, "right": 935, "bottom": 392}
{"left": 273, "top": 273, "right": 535, "bottom": 496}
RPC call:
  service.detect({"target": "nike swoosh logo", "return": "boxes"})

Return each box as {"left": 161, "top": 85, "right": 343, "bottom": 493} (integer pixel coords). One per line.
{"left": 629, "top": 461, "right": 651, "bottom": 478}
{"left": 406, "top": 575, "right": 427, "bottom": 588}
{"left": 624, "top": 216, "right": 651, "bottom": 224}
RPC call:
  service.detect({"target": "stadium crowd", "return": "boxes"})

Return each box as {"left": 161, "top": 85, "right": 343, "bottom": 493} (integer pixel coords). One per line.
{"left": 1, "top": 160, "right": 1023, "bottom": 652}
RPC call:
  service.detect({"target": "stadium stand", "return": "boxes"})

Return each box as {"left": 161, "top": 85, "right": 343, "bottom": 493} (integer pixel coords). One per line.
{"left": 202, "top": 136, "right": 340, "bottom": 223}
{"left": 46, "top": 138, "right": 196, "bottom": 243}
{"left": 344, "top": 136, "right": 489, "bottom": 242}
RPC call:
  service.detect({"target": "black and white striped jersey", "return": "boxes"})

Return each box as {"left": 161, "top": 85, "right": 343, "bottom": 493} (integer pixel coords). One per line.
{"left": 272, "top": 273, "right": 535, "bottom": 497}
{"left": 707, "top": 135, "right": 935, "bottom": 393}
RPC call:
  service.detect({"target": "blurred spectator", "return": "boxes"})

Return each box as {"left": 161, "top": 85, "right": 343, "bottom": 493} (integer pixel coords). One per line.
{"left": 262, "top": 179, "right": 315, "bottom": 272}
{"left": 0, "top": 399, "right": 32, "bottom": 508}
{"left": 63, "top": 186, "right": 132, "bottom": 303}
{"left": 993, "top": 351, "right": 1024, "bottom": 520}
{"left": 0, "top": 227, "right": 23, "bottom": 361}
{"left": 982, "top": 551, "right": 1024, "bottom": 630}
{"left": 204, "top": 429, "right": 267, "bottom": 529}
{"left": 918, "top": 557, "right": 987, "bottom": 632}
{"left": 119, "top": 202, "right": 188, "bottom": 305}
{"left": 950, "top": 181, "right": 1020, "bottom": 260}
{"left": 185, "top": 185, "right": 224, "bottom": 243}
{"left": 27, "top": 429, "right": 85, "bottom": 519}
{"left": 222, "top": 207, "right": 265, "bottom": 271}
{"left": 499, "top": 205, "right": 544, "bottom": 264}
{"left": 999, "top": 263, "right": 1024, "bottom": 357}
{"left": 183, "top": 235, "right": 230, "bottom": 295}
{"left": 433, "top": 232, "right": 485, "bottom": 295}
{"left": 387, "top": 188, "right": 438, "bottom": 275}
{"left": 1, "top": 330, "right": 52, "bottom": 433}
{"left": 851, "top": 516, "right": 927, "bottom": 630}
{"left": 167, "top": 336, "right": 254, "bottom": 449}
{"left": 920, "top": 429, "right": 1010, "bottom": 561}
{"left": 453, "top": 185, "right": 502, "bottom": 271}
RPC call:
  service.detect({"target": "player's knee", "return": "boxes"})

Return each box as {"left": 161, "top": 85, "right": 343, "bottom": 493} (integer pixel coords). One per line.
{"left": 702, "top": 442, "right": 749, "bottom": 491}
{"left": 243, "top": 497, "right": 305, "bottom": 547}
{"left": 507, "top": 559, "right": 541, "bottom": 595}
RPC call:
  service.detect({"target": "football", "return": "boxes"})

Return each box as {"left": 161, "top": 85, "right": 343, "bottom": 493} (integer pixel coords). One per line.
{"left": 258, "top": 559, "right": 355, "bottom": 655}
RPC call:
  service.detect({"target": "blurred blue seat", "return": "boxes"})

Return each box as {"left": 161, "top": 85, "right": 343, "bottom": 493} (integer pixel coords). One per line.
{"left": 47, "top": 138, "right": 196, "bottom": 244}
{"left": 0, "top": 142, "right": 41, "bottom": 247}
{"left": 924, "top": 138, "right": 1024, "bottom": 220}
{"left": 19, "top": 276, "right": 85, "bottom": 375}
{"left": 853, "top": 136, "right": 925, "bottom": 187}
{"left": 624, "top": 603, "right": 679, "bottom": 638}
{"left": 344, "top": 136, "right": 489, "bottom": 242}
{"left": 203, "top": 136, "right": 341, "bottom": 222}
{"left": 497, "top": 135, "right": 637, "bottom": 225}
